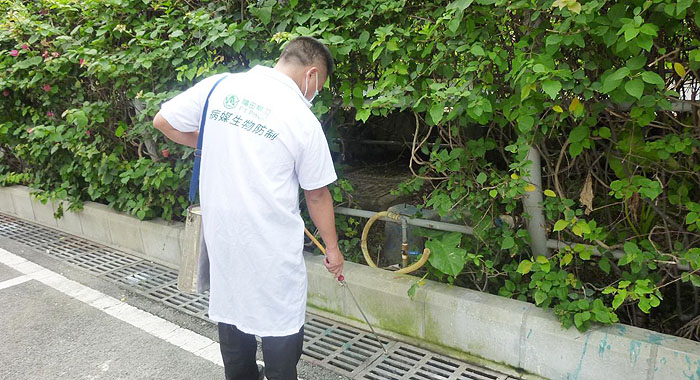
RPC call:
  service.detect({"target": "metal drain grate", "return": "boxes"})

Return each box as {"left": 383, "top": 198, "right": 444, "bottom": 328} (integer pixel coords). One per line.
{"left": 303, "top": 315, "right": 394, "bottom": 378}
{"left": 358, "top": 343, "right": 510, "bottom": 380}
{"left": 105, "top": 262, "right": 177, "bottom": 292}
{"left": 150, "top": 282, "right": 210, "bottom": 316}
{"left": 0, "top": 212, "right": 519, "bottom": 380}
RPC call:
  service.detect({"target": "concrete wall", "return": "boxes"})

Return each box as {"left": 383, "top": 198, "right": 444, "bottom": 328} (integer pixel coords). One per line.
{"left": 2, "top": 185, "right": 699, "bottom": 380}
{"left": 0, "top": 186, "right": 183, "bottom": 269}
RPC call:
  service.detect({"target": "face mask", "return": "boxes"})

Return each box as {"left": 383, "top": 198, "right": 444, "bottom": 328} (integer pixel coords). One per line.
{"left": 303, "top": 70, "right": 319, "bottom": 103}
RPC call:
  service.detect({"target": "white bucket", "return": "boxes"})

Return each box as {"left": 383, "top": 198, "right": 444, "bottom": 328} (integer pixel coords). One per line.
{"left": 177, "top": 205, "right": 210, "bottom": 294}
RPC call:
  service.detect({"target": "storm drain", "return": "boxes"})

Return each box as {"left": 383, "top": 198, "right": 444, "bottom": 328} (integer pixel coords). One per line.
{"left": 358, "top": 344, "right": 509, "bottom": 380}
{"left": 303, "top": 315, "right": 393, "bottom": 378}
{"left": 0, "top": 212, "right": 519, "bottom": 380}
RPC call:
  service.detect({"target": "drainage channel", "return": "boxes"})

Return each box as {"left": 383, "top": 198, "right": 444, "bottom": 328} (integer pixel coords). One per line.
{"left": 0, "top": 212, "right": 518, "bottom": 380}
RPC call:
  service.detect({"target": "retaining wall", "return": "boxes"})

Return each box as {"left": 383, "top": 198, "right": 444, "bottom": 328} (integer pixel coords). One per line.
{"left": 1, "top": 185, "right": 698, "bottom": 380}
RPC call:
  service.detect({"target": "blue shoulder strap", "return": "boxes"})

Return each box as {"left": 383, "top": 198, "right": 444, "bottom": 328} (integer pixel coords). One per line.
{"left": 189, "top": 74, "right": 228, "bottom": 203}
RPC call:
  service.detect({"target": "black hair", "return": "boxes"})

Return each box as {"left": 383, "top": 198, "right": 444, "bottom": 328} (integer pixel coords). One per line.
{"left": 279, "top": 36, "right": 335, "bottom": 75}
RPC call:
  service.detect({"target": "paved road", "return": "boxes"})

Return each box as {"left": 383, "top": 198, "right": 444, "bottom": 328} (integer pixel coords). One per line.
{"left": 0, "top": 238, "right": 348, "bottom": 380}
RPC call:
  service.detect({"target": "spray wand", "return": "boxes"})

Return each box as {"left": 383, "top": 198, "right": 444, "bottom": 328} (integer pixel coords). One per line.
{"left": 304, "top": 227, "right": 389, "bottom": 354}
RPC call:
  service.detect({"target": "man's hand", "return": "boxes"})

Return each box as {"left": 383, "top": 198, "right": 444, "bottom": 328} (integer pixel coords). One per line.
{"left": 324, "top": 245, "right": 344, "bottom": 279}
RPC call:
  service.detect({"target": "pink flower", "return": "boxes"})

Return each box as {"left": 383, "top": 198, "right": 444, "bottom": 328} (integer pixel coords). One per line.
{"left": 43, "top": 84, "right": 51, "bottom": 92}
{"left": 79, "top": 58, "right": 85, "bottom": 66}
{"left": 2, "top": 90, "right": 9, "bottom": 97}
{"left": 42, "top": 50, "right": 48, "bottom": 58}
{"left": 86, "top": 130, "right": 91, "bottom": 136}
{"left": 52, "top": 52, "right": 59, "bottom": 58}
{"left": 10, "top": 50, "right": 19, "bottom": 57}
{"left": 46, "top": 111, "right": 54, "bottom": 117}
{"left": 21, "top": 44, "right": 29, "bottom": 50}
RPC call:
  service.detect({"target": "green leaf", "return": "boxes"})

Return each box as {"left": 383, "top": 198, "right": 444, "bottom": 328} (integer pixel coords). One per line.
{"left": 611, "top": 67, "right": 631, "bottom": 81}
{"left": 517, "top": 115, "right": 534, "bottom": 132}
{"left": 561, "top": 253, "right": 573, "bottom": 266}
{"left": 470, "top": 45, "right": 485, "bottom": 57}
{"left": 624, "top": 241, "right": 641, "bottom": 255}
{"left": 476, "top": 172, "right": 487, "bottom": 184}
{"left": 408, "top": 282, "right": 418, "bottom": 300}
{"left": 355, "top": 108, "right": 371, "bottom": 122}
{"left": 553, "top": 220, "right": 568, "bottom": 232}
{"left": 574, "top": 311, "right": 591, "bottom": 328}
{"left": 430, "top": 102, "right": 445, "bottom": 124}
{"left": 619, "top": 254, "right": 634, "bottom": 266}
{"left": 534, "top": 289, "right": 547, "bottom": 305}
{"left": 541, "top": 80, "right": 562, "bottom": 100}
{"left": 257, "top": 6, "right": 273, "bottom": 24}
{"left": 602, "top": 76, "right": 622, "bottom": 94}
{"left": 15, "top": 56, "right": 43, "bottom": 69}
{"left": 501, "top": 237, "right": 515, "bottom": 250}
{"left": 598, "top": 127, "right": 612, "bottom": 139}
{"left": 612, "top": 293, "right": 626, "bottom": 309}
{"left": 599, "top": 256, "right": 611, "bottom": 274}
{"left": 544, "top": 189, "right": 557, "bottom": 197}
{"left": 447, "top": 0, "right": 475, "bottom": 12}
{"left": 641, "top": 71, "right": 665, "bottom": 88}
{"left": 517, "top": 260, "right": 533, "bottom": 275}
{"left": 626, "top": 56, "right": 646, "bottom": 71}
{"left": 569, "top": 124, "right": 589, "bottom": 143}
{"left": 72, "top": 111, "right": 88, "bottom": 128}
{"left": 426, "top": 238, "right": 467, "bottom": 277}
{"left": 675, "top": 62, "right": 686, "bottom": 77}
{"left": 624, "top": 28, "right": 640, "bottom": 42}
{"left": 577, "top": 298, "right": 590, "bottom": 309}
{"left": 569, "top": 142, "right": 583, "bottom": 157}
{"left": 594, "top": 309, "right": 611, "bottom": 323}
{"left": 639, "top": 23, "right": 658, "bottom": 37}
{"left": 624, "top": 79, "right": 644, "bottom": 99}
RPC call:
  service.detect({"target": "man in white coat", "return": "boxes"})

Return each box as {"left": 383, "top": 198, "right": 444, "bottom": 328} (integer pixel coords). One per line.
{"left": 153, "top": 37, "right": 344, "bottom": 380}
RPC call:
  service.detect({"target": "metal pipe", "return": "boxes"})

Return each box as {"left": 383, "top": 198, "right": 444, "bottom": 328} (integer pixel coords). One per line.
{"left": 333, "top": 138, "right": 452, "bottom": 148}
{"left": 335, "top": 207, "right": 474, "bottom": 235}
{"left": 521, "top": 146, "right": 550, "bottom": 257}
{"left": 335, "top": 206, "right": 691, "bottom": 272}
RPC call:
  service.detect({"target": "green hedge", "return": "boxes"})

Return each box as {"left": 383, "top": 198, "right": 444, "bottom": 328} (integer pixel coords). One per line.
{"left": 2, "top": 0, "right": 700, "bottom": 337}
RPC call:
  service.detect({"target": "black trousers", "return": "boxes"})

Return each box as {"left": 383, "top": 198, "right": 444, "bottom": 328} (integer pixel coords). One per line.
{"left": 218, "top": 322, "right": 304, "bottom": 380}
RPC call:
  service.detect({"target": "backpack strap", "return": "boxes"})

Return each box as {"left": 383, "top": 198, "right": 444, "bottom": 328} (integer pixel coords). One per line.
{"left": 188, "top": 74, "right": 228, "bottom": 203}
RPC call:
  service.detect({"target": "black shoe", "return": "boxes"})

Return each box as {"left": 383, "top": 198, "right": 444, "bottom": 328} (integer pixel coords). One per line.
{"left": 257, "top": 363, "right": 265, "bottom": 380}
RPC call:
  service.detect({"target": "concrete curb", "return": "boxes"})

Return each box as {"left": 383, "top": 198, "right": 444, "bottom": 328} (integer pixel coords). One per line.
{"left": 0, "top": 186, "right": 180, "bottom": 269}
{"left": 1, "top": 185, "right": 699, "bottom": 380}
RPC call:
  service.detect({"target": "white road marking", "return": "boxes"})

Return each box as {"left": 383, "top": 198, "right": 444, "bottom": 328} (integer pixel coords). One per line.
{"left": 0, "top": 248, "right": 273, "bottom": 371}
{"left": 0, "top": 274, "right": 31, "bottom": 290}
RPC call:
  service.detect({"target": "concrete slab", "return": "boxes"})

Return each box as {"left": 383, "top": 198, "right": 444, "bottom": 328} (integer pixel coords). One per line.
{"left": 32, "top": 198, "right": 57, "bottom": 227}
{"left": 423, "top": 279, "right": 529, "bottom": 369}
{"left": 0, "top": 262, "right": 21, "bottom": 282}
{"left": 0, "top": 186, "right": 15, "bottom": 214}
{"left": 9, "top": 186, "right": 34, "bottom": 221}
{"left": 53, "top": 201, "right": 83, "bottom": 236}
{"left": 653, "top": 331, "right": 700, "bottom": 380}
{"left": 105, "top": 208, "right": 145, "bottom": 254}
{"left": 139, "top": 219, "right": 182, "bottom": 268}
{"left": 0, "top": 280, "right": 223, "bottom": 380}
{"left": 77, "top": 202, "right": 113, "bottom": 245}
{"left": 520, "top": 312, "right": 652, "bottom": 380}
